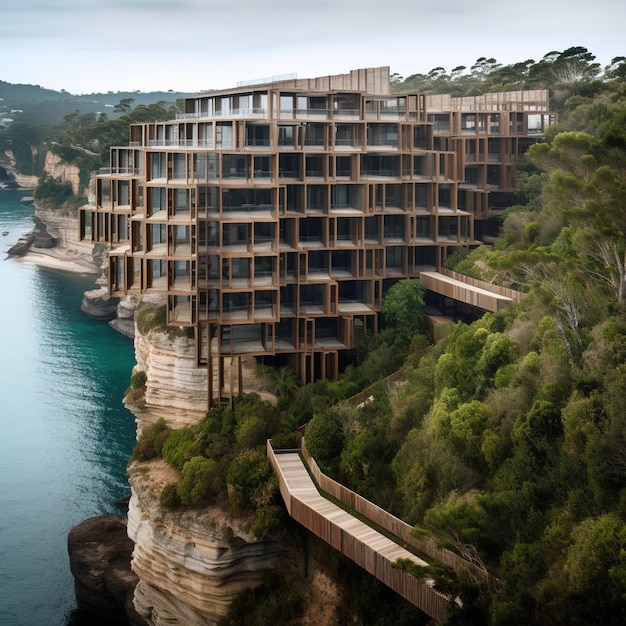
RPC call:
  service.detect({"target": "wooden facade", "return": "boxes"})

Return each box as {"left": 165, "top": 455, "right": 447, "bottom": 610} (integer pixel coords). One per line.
{"left": 80, "top": 67, "right": 551, "bottom": 406}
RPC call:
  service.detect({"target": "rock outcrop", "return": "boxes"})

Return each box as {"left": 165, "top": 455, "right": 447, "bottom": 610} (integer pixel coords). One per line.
{"left": 7, "top": 215, "right": 56, "bottom": 256}
{"left": 131, "top": 323, "right": 209, "bottom": 429}
{"left": 30, "top": 200, "right": 99, "bottom": 269}
{"left": 110, "top": 295, "right": 141, "bottom": 338}
{"left": 127, "top": 460, "right": 283, "bottom": 626}
{"left": 43, "top": 151, "right": 82, "bottom": 196}
{"left": 81, "top": 284, "right": 121, "bottom": 321}
{"left": 68, "top": 516, "right": 147, "bottom": 626}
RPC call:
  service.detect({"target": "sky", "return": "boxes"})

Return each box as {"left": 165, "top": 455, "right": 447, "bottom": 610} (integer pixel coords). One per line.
{"left": 1, "top": 0, "right": 624, "bottom": 95}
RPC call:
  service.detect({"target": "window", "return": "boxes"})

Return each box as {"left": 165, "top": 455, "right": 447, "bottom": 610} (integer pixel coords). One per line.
{"left": 278, "top": 125, "right": 295, "bottom": 147}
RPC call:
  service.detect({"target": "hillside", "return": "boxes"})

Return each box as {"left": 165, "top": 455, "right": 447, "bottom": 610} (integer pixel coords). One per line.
{"left": 0, "top": 79, "right": 191, "bottom": 126}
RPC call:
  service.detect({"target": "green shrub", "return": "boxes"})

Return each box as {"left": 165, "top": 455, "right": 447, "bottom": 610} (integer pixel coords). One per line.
{"left": 304, "top": 412, "right": 345, "bottom": 474}
{"left": 130, "top": 370, "right": 147, "bottom": 389}
{"left": 162, "top": 427, "right": 196, "bottom": 471}
{"left": 270, "top": 431, "right": 301, "bottom": 450}
{"left": 34, "top": 174, "right": 74, "bottom": 205}
{"left": 226, "top": 449, "right": 276, "bottom": 515}
{"left": 132, "top": 418, "right": 170, "bottom": 461}
{"left": 160, "top": 483, "right": 181, "bottom": 509}
{"left": 176, "top": 456, "right": 225, "bottom": 506}
{"left": 251, "top": 504, "right": 282, "bottom": 539}
{"left": 217, "top": 571, "right": 304, "bottom": 626}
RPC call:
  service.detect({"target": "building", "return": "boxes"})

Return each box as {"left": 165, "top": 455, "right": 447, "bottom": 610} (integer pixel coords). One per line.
{"left": 79, "top": 67, "right": 554, "bottom": 406}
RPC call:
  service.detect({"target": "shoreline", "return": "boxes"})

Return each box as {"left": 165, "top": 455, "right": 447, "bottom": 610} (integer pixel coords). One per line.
{"left": 13, "top": 246, "right": 98, "bottom": 274}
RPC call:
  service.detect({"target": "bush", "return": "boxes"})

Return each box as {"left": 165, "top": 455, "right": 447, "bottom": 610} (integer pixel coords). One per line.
{"left": 226, "top": 449, "right": 276, "bottom": 515}
{"left": 130, "top": 370, "right": 147, "bottom": 389}
{"left": 34, "top": 174, "right": 74, "bottom": 205}
{"left": 218, "top": 571, "right": 304, "bottom": 626}
{"left": 304, "top": 411, "right": 345, "bottom": 474}
{"left": 160, "top": 483, "right": 181, "bottom": 509}
{"left": 162, "top": 427, "right": 196, "bottom": 471}
{"left": 271, "top": 431, "right": 301, "bottom": 450}
{"left": 177, "top": 456, "right": 225, "bottom": 506}
{"left": 132, "top": 418, "right": 170, "bottom": 461}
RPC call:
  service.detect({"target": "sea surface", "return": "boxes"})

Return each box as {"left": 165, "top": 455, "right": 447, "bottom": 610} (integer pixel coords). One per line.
{"left": 0, "top": 189, "right": 138, "bottom": 626}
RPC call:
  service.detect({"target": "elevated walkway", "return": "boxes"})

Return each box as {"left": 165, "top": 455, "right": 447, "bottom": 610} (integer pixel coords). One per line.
{"left": 420, "top": 268, "right": 523, "bottom": 313}
{"left": 267, "top": 443, "right": 451, "bottom": 621}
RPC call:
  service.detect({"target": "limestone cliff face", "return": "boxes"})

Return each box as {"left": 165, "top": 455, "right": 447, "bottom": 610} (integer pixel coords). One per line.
{"left": 43, "top": 151, "right": 83, "bottom": 196}
{"left": 127, "top": 460, "right": 283, "bottom": 626}
{"left": 31, "top": 200, "right": 103, "bottom": 271}
{"left": 124, "top": 326, "right": 288, "bottom": 625}
{"left": 131, "top": 323, "right": 209, "bottom": 429}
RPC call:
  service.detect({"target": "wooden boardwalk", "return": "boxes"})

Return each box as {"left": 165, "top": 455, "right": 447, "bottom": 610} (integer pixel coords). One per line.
{"left": 268, "top": 445, "right": 450, "bottom": 622}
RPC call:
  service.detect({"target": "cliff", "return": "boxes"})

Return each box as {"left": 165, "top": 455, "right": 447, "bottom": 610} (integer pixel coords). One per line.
{"left": 43, "top": 151, "right": 82, "bottom": 196}
{"left": 130, "top": 321, "right": 210, "bottom": 429}
{"left": 127, "top": 459, "right": 283, "bottom": 626}
{"left": 28, "top": 193, "right": 100, "bottom": 270}
{"left": 26, "top": 195, "right": 346, "bottom": 623}
{"left": 123, "top": 313, "right": 355, "bottom": 625}
{"left": 123, "top": 320, "right": 282, "bottom": 625}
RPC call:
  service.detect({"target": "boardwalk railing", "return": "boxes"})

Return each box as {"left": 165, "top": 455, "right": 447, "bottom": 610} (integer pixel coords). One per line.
{"left": 300, "top": 438, "right": 493, "bottom": 583}
{"left": 267, "top": 441, "right": 451, "bottom": 621}
{"left": 439, "top": 268, "right": 524, "bottom": 303}
{"left": 419, "top": 268, "right": 524, "bottom": 313}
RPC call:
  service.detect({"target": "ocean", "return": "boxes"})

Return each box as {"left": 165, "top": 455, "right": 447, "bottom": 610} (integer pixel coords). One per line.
{"left": 0, "top": 189, "right": 138, "bottom": 626}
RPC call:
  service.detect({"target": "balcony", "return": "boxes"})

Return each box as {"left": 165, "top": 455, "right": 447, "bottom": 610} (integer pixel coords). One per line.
{"left": 252, "top": 271, "right": 275, "bottom": 287}
{"left": 176, "top": 108, "right": 268, "bottom": 120}
{"left": 332, "top": 108, "right": 360, "bottom": 120}
{"left": 337, "top": 300, "right": 374, "bottom": 314}
{"left": 280, "top": 108, "right": 329, "bottom": 121}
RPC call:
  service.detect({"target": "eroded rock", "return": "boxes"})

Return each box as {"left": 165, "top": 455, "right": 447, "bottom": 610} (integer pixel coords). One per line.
{"left": 81, "top": 285, "right": 120, "bottom": 321}
{"left": 68, "top": 516, "right": 147, "bottom": 625}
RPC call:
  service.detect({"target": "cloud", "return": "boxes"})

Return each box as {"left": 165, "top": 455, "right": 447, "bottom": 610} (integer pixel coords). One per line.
{"left": 0, "top": 0, "right": 622, "bottom": 93}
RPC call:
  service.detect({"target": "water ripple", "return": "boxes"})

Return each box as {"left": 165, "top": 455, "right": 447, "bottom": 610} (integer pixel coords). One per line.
{"left": 0, "top": 190, "right": 137, "bottom": 626}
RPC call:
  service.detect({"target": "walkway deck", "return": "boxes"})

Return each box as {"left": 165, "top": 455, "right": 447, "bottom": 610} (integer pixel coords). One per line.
{"left": 268, "top": 446, "right": 450, "bottom": 621}
{"left": 419, "top": 270, "right": 522, "bottom": 313}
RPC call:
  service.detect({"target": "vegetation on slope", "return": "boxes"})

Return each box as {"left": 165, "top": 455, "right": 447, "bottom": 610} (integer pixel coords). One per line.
{"left": 33, "top": 100, "right": 179, "bottom": 203}
{"left": 304, "top": 61, "right": 626, "bottom": 625}
{"left": 125, "top": 48, "right": 626, "bottom": 623}
{"left": 132, "top": 393, "right": 283, "bottom": 538}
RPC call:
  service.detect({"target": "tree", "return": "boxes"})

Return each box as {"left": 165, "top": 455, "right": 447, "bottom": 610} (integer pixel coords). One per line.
{"left": 381, "top": 279, "right": 426, "bottom": 343}
{"left": 561, "top": 514, "right": 626, "bottom": 625}
{"left": 577, "top": 234, "right": 626, "bottom": 302}
{"left": 304, "top": 409, "right": 345, "bottom": 474}
{"left": 268, "top": 365, "right": 300, "bottom": 401}
{"left": 113, "top": 97, "right": 135, "bottom": 114}
{"left": 551, "top": 47, "right": 601, "bottom": 84}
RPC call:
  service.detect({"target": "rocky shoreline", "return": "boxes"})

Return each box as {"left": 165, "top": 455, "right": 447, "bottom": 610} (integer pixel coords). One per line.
{"left": 6, "top": 198, "right": 140, "bottom": 335}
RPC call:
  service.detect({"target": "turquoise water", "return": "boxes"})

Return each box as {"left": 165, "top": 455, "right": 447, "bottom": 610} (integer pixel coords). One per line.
{"left": 0, "top": 190, "right": 138, "bottom": 626}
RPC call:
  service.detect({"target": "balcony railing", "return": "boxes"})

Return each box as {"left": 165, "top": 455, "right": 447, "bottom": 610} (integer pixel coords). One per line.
{"left": 147, "top": 138, "right": 214, "bottom": 148}
{"left": 176, "top": 108, "right": 268, "bottom": 120}
{"left": 334, "top": 138, "right": 364, "bottom": 147}
{"left": 98, "top": 167, "right": 139, "bottom": 176}
{"left": 366, "top": 139, "right": 398, "bottom": 148}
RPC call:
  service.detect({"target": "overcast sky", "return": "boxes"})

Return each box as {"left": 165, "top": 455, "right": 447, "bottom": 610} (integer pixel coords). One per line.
{"left": 1, "top": 0, "right": 623, "bottom": 94}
